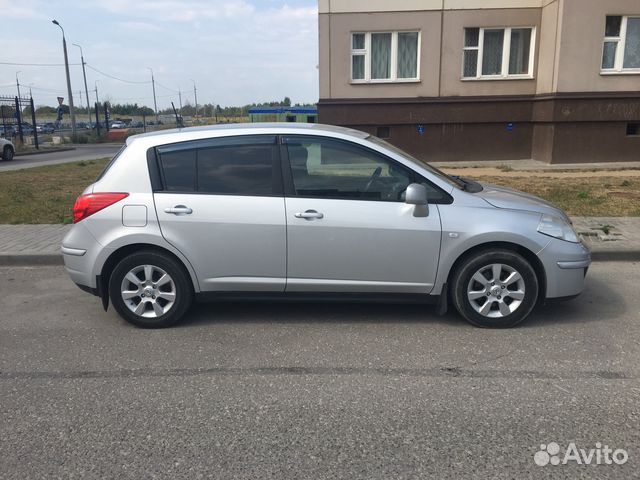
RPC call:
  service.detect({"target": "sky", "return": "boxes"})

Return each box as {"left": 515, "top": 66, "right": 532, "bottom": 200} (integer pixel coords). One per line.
{"left": 0, "top": 0, "right": 318, "bottom": 111}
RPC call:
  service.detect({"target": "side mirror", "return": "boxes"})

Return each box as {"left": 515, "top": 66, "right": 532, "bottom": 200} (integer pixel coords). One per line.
{"left": 405, "top": 183, "right": 429, "bottom": 217}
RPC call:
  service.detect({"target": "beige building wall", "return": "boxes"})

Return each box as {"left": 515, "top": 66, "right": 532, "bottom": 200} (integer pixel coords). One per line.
{"left": 535, "top": 0, "right": 562, "bottom": 94}
{"left": 554, "top": 0, "right": 640, "bottom": 92}
{"left": 321, "top": 11, "right": 442, "bottom": 99}
{"left": 439, "top": 8, "right": 541, "bottom": 97}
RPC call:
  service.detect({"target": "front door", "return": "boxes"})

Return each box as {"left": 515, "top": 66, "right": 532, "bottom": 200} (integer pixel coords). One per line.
{"left": 282, "top": 135, "right": 443, "bottom": 294}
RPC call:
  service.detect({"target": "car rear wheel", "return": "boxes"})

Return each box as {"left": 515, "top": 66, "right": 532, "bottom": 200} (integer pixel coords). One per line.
{"left": 109, "top": 251, "right": 193, "bottom": 328}
{"left": 451, "top": 249, "right": 539, "bottom": 328}
{"left": 2, "top": 146, "right": 14, "bottom": 161}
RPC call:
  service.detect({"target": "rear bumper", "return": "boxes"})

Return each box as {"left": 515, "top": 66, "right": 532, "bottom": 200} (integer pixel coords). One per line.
{"left": 61, "top": 222, "right": 103, "bottom": 290}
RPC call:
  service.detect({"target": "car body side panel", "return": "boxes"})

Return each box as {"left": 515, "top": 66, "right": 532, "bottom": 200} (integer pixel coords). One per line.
{"left": 432, "top": 204, "right": 549, "bottom": 295}
{"left": 153, "top": 194, "right": 287, "bottom": 292}
{"left": 285, "top": 198, "right": 442, "bottom": 293}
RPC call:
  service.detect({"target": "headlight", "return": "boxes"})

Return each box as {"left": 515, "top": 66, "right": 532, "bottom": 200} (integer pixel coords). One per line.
{"left": 537, "top": 214, "right": 580, "bottom": 243}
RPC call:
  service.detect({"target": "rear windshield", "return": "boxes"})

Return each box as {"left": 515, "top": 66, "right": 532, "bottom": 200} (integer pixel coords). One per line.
{"left": 96, "top": 146, "right": 125, "bottom": 181}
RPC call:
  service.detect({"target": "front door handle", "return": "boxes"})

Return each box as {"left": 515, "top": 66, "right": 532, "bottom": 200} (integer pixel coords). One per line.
{"left": 294, "top": 209, "right": 324, "bottom": 220}
{"left": 164, "top": 205, "right": 193, "bottom": 215}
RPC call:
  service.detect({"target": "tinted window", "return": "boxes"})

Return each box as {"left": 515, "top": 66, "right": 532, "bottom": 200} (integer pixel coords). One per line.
{"left": 197, "top": 144, "right": 274, "bottom": 195}
{"left": 285, "top": 136, "right": 449, "bottom": 203}
{"left": 159, "top": 149, "right": 196, "bottom": 191}
{"left": 284, "top": 136, "right": 409, "bottom": 202}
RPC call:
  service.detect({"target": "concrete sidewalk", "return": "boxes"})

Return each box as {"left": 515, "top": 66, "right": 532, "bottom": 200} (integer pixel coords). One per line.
{"left": 0, "top": 218, "right": 638, "bottom": 266}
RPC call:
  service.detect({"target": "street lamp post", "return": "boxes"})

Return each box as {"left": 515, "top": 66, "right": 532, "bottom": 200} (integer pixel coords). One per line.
{"left": 52, "top": 19, "right": 77, "bottom": 136}
{"left": 72, "top": 43, "right": 92, "bottom": 124}
{"left": 147, "top": 67, "right": 159, "bottom": 125}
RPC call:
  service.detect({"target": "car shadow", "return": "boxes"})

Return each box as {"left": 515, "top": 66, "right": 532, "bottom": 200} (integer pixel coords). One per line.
{"left": 179, "top": 300, "right": 465, "bottom": 328}
{"left": 178, "top": 272, "right": 619, "bottom": 330}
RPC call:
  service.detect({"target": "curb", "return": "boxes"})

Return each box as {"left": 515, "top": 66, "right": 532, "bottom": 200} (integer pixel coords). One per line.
{"left": 0, "top": 251, "right": 638, "bottom": 267}
{"left": 15, "top": 147, "right": 76, "bottom": 157}
{"left": 0, "top": 254, "right": 63, "bottom": 266}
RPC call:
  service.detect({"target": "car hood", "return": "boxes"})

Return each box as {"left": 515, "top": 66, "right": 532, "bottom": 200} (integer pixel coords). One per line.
{"left": 477, "top": 182, "right": 570, "bottom": 221}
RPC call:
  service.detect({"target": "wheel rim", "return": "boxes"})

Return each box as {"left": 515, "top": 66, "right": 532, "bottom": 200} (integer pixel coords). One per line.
{"left": 120, "top": 265, "right": 176, "bottom": 318}
{"left": 467, "top": 263, "right": 526, "bottom": 318}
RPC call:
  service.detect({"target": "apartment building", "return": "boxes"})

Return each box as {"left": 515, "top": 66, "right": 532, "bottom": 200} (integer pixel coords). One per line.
{"left": 317, "top": 0, "right": 640, "bottom": 163}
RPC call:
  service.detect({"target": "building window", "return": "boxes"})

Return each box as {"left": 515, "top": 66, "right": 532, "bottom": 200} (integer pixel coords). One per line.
{"left": 627, "top": 123, "right": 640, "bottom": 136}
{"left": 602, "top": 16, "right": 640, "bottom": 73}
{"left": 351, "top": 31, "right": 420, "bottom": 83}
{"left": 462, "top": 27, "right": 535, "bottom": 79}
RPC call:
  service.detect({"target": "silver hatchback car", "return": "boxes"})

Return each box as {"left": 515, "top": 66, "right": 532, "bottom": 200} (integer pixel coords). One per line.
{"left": 62, "top": 123, "right": 590, "bottom": 328}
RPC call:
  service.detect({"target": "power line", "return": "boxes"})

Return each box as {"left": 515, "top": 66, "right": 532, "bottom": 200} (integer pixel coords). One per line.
{"left": 154, "top": 81, "right": 179, "bottom": 93}
{"left": 0, "top": 61, "right": 81, "bottom": 67}
{"left": 85, "top": 64, "right": 150, "bottom": 85}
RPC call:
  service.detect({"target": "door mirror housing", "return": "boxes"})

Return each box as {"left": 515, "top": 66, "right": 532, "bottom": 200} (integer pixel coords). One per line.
{"left": 405, "top": 183, "right": 428, "bottom": 205}
{"left": 405, "top": 183, "right": 429, "bottom": 217}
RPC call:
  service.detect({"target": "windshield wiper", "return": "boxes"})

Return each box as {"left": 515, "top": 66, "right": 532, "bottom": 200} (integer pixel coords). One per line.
{"left": 450, "top": 175, "right": 468, "bottom": 190}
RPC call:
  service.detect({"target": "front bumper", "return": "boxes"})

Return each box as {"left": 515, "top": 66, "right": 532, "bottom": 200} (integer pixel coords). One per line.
{"left": 538, "top": 238, "right": 591, "bottom": 299}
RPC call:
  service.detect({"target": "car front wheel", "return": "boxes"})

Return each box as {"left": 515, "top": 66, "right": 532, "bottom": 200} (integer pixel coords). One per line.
{"left": 109, "top": 251, "right": 193, "bottom": 328}
{"left": 2, "top": 146, "right": 14, "bottom": 161}
{"left": 451, "top": 249, "right": 539, "bottom": 328}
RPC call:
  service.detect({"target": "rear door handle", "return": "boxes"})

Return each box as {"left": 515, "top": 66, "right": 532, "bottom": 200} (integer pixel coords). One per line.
{"left": 164, "top": 205, "right": 193, "bottom": 215}
{"left": 294, "top": 209, "right": 324, "bottom": 220}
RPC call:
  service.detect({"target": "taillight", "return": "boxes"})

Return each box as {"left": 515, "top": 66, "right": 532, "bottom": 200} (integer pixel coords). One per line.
{"left": 73, "top": 192, "right": 129, "bottom": 223}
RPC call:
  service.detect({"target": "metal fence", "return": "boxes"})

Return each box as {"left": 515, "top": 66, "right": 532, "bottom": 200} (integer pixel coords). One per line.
{"left": 0, "top": 95, "right": 40, "bottom": 149}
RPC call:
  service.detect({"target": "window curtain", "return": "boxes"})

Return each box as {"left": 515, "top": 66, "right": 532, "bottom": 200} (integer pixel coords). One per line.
{"left": 371, "top": 33, "right": 392, "bottom": 79}
{"left": 482, "top": 29, "right": 504, "bottom": 75}
{"left": 509, "top": 28, "right": 531, "bottom": 75}
{"left": 397, "top": 32, "right": 418, "bottom": 78}
{"left": 624, "top": 18, "right": 640, "bottom": 68}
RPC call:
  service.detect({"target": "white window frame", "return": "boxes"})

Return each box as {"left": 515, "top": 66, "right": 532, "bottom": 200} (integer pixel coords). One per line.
{"left": 601, "top": 15, "right": 640, "bottom": 74}
{"left": 350, "top": 31, "right": 421, "bottom": 84}
{"left": 461, "top": 26, "right": 536, "bottom": 80}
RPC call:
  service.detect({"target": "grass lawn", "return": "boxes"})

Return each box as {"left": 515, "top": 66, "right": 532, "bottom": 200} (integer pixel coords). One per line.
{"left": 0, "top": 159, "right": 108, "bottom": 224}
{"left": 0, "top": 160, "right": 638, "bottom": 224}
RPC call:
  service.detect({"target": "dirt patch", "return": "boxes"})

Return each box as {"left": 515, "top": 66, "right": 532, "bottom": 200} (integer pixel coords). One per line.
{"left": 441, "top": 167, "right": 640, "bottom": 179}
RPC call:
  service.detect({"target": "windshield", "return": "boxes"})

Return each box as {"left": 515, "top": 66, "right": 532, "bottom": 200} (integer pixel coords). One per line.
{"left": 367, "top": 135, "right": 464, "bottom": 190}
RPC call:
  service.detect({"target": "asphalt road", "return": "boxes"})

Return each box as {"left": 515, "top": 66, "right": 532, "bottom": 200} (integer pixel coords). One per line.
{"left": 1, "top": 263, "right": 638, "bottom": 479}
{"left": 0, "top": 144, "right": 121, "bottom": 172}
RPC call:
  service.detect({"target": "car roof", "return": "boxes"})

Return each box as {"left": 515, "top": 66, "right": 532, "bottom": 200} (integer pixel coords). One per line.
{"left": 126, "top": 122, "right": 370, "bottom": 147}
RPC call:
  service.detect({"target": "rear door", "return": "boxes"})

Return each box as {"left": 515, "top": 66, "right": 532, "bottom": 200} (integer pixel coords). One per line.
{"left": 152, "top": 135, "right": 287, "bottom": 292}
{"left": 282, "top": 135, "right": 443, "bottom": 294}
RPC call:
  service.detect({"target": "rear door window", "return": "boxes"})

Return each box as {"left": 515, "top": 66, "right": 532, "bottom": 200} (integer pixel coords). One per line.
{"left": 155, "top": 135, "right": 280, "bottom": 196}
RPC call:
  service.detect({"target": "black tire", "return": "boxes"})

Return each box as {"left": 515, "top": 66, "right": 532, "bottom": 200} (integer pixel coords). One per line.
{"left": 108, "top": 250, "right": 193, "bottom": 328}
{"left": 3, "top": 146, "right": 14, "bottom": 161}
{"left": 450, "top": 249, "right": 539, "bottom": 328}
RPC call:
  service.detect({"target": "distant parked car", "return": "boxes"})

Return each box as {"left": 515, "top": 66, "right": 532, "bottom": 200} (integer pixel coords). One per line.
{"left": 36, "top": 123, "right": 56, "bottom": 134}
{"left": 0, "top": 125, "right": 15, "bottom": 137}
{"left": 14, "top": 122, "right": 33, "bottom": 135}
{"left": 0, "top": 137, "right": 15, "bottom": 161}
{"left": 110, "top": 121, "right": 126, "bottom": 129}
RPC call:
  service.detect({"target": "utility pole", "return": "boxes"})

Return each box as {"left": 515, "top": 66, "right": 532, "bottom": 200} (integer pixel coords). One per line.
{"left": 16, "top": 71, "right": 22, "bottom": 100}
{"left": 73, "top": 43, "right": 92, "bottom": 124}
{"left": 94, "top": 80, "right": 100, "bottom": 106}
{"left": 178, "top": 87, "right": 183, "bottom": 116}
{"left": 52, "top": 19, "right": 77, "bottom": 135}
{"left": 148, "top": 67, "right": 159, "bottom": 125}
{"left": 190, "top": 79, "right": 198, "bottom": 117}
{"left": 78, "top": 90, "right": 83, "bottom": 111}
